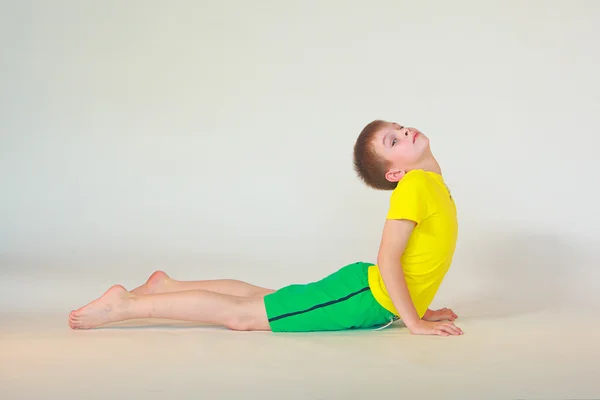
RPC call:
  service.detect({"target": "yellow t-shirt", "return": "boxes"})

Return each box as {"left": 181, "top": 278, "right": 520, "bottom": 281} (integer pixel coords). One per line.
{"left": 368, "top": 169, "right": 458, "bottom": 319}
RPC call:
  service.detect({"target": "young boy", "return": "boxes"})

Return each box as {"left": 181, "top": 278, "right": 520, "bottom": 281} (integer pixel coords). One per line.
{"left": 69, "top": 120, "right": 463, "bottom": 337}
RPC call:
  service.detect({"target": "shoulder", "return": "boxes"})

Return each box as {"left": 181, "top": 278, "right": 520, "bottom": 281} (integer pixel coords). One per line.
{"left": 391, "top": 169, "right": 430, "bottom": 196}
{"left": 401, "top": 169, "right": 429, "bottom": 184}
{"left": 386, "top": 170, "right": 438, "bottom": 222}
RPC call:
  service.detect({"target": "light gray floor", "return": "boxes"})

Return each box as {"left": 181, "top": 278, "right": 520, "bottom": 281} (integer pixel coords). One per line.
{"left": 2, "top": 305, "right": 599, "bottom": 400}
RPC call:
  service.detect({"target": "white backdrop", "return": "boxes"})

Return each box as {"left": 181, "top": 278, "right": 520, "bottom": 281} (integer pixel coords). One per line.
{"left": 1, "top": 0, "right": 599, "bottom": 313}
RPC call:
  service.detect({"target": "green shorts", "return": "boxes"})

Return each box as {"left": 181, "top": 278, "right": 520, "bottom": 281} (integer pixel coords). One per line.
{"left": 263, "top": 262, "right": 396, "bottom": 332}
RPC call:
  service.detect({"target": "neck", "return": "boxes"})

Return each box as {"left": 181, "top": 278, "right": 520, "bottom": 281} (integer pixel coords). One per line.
{"left": 410, "top": 152, "right": 442, "bottom": 175}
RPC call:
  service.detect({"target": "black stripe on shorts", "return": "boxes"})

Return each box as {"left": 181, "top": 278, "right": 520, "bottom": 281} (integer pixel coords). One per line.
{"left": 267, "top": 286, "right": 370, "bottom": 322}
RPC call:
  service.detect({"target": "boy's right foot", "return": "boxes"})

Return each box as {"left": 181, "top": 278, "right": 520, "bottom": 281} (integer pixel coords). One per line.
{"left": 130, "top": 270, "right": 172, "bottom": 295}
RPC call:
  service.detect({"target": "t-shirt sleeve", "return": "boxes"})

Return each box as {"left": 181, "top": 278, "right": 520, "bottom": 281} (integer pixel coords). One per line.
{"left": 386, "top": 174, "right": 432, "bottom": 224}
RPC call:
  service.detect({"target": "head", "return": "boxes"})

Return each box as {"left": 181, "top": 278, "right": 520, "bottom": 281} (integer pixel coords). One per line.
{"left": 353, "top": 120, "right": 434, "bottom": 190}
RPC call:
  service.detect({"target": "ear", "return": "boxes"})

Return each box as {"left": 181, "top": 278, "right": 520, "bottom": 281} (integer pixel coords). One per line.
{"left": 385, "top": 169, "right": 406, "bottom": 183}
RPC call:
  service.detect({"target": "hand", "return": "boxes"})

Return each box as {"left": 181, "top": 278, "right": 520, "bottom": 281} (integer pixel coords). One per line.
{"left": 423, "top": 307, "right": 458, "bottom": 322}
{"left": 407, "top": 319, "right": 463, "bottom": 337}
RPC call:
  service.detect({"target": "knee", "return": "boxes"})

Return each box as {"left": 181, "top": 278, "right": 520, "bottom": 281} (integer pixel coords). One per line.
{"left": 224, "top": 314, "right": 254, "bottom": 331}
{"left": 223, "top": 299, "right": 267, "bottom": 331}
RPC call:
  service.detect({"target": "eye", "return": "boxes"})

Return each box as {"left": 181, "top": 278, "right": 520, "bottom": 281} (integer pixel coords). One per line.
{"left": 391, "top": 138, "right": 397, "bottom": 146}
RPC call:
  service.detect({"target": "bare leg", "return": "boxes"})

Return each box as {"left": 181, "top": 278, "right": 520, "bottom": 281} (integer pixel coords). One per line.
{"left": 130, "top": 270, "right": 275, "bottom": 297}
{"left": 69, "top": 285, "right": 270, "bottom": 331}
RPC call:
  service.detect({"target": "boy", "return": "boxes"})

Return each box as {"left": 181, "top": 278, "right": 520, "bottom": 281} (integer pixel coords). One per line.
{"left": 69, "top": 120, "right": 463, "bottom": 337}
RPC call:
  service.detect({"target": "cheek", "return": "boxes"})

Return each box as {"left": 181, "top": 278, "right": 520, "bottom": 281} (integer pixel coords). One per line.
{"left": 404, "top": 145, "right": 422, "bottom": 160}
{"left": 401, "top": 142, "right": 416, "bottom": 155}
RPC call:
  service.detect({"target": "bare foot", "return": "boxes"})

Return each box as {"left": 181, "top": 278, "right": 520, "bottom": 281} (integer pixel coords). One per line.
{"left": 69, "top": 285, "right": 132, "bottom": 329}
{"left": 130, "top": 270, "right": 173, "bottom": 295}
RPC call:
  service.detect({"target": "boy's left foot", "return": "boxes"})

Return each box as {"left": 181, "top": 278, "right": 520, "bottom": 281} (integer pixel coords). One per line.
{"left": 69, "top": 285, "right": 131, "bottom": 329}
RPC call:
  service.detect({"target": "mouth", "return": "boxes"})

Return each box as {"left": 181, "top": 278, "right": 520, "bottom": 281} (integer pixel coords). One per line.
{"left": 413, "top": 131, "right": 419, "bottom": 143}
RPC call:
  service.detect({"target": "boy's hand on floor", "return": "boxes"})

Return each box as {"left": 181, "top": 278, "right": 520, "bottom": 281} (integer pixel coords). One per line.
{"left": 407, "top": 319, "right": 464, "bottom": 336}
{"left": 423, "top": 307, "right": 458, "bottom": 322}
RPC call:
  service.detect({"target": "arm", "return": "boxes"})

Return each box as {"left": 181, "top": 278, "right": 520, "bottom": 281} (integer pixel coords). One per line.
{"left": 376, "top": 219, "right": 421, "bottom": 328}
{"left": 377, "top": 219, "right": 463, "bottom": 336}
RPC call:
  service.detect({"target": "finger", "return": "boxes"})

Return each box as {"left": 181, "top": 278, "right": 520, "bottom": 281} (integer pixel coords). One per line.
{"left": 442, "top": 323, "right": 463, "bottom": 335}
{"left": 434, "top": 329, "right": 449, "bottom": 337}
{"left": 439, "top": 325, "right": 458, "bottom": 335}
{"left": 445, "top": 323, "right": 462, "bottom": 335}
{"left": 443, "top": 311, "right": 454, "bottom": 319}
{"left": 448, "top": 323, "right": 464, "bottom": 335}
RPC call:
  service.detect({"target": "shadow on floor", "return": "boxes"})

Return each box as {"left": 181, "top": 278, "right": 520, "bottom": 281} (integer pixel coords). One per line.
{"left": 449, "top": 229, "right": 593, "bottom": 320}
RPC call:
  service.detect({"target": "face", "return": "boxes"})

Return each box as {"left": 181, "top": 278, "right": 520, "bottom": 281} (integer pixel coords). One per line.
{"left": 372, "top": 122, "right": 430, "bottom": 183}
